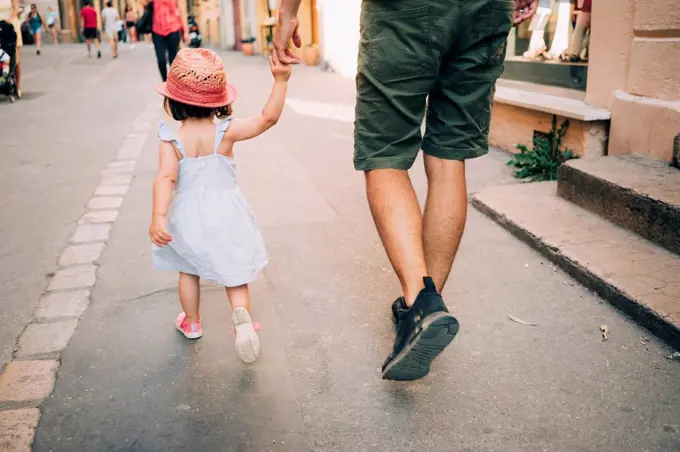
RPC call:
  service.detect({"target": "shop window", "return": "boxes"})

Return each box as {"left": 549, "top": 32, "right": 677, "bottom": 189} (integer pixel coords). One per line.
{"left": 502, "top": 0, "right": 591, "bottom": 90}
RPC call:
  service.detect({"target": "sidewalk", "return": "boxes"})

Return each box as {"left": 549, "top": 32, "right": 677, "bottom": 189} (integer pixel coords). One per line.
{"left": 0, "top": 43, "right": 159, "bottom": 370}
{"left": 2, "top": 47, "right": 679, "bottom": 451}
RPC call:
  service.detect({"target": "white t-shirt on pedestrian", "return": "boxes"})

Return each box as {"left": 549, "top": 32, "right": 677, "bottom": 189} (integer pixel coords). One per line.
{"left": 101, "top": 7, "right": 118, "bottom": 33}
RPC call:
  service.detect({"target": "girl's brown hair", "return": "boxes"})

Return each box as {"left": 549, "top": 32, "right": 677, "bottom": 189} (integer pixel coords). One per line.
{"left": 164, "top": 98, "right": 232, "bottom": 121}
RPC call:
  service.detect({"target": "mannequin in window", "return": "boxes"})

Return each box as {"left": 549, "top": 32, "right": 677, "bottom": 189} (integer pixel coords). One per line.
{"left": 543, "top": 0, "right": 572, "bottom": 60}
{"left": 522, "top": 0, "right": 552, "bottom": 60}
{"left": 560, "top": 0, "right": 591, "bottom": 62}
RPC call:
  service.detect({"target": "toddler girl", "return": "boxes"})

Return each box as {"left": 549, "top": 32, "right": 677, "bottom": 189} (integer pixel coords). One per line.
{"left": 149, "top": 48, "right": 291, "bottom": 363}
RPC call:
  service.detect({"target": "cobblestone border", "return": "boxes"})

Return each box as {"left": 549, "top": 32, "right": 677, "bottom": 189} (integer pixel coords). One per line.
{"left": 0, "top": 102, "right": 157, "bottom": 451}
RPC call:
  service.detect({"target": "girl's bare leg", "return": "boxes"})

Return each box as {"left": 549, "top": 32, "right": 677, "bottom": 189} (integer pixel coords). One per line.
{"left": 179, "top": 272, "right": 200, "bottom": 321}
{"left": 226, "top": 284, "right": 259, "bottom": 363}
{"left": 225, "top": 284, "right": 250, "bottom": 312}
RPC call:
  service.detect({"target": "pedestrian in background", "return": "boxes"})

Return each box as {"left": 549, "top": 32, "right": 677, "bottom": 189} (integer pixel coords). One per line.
{"left": 149, "top": 0, "right": 189, "bottom": 81}
{"left": 45, "top": 5, "right": 57, "bottom": 44}
{"left": 149, "top": 48, "right": 291, "bottom": 363}
{"left": 0, "top": 0, "right": 21, "bottom": 96}
{"left": 80, "top": 0, "right": 100, "bottom": 59}
{"left": 101, "top": 0, "right": 119, "bottom": 58}
{"left": 27, "top": 4, "right": 42, "bottom": 55}
{"left": 274, "top": 0, "right": 537, "bottom": 381}
{"left": 124, "top": 4, "right": 136, "bottom": 48}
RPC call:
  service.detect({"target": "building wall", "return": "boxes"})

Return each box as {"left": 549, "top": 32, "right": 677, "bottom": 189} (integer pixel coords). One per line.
{"left": 195, "top": 0, "right": 221, "bottom": 46}
{"left": 318, "top": 0, "right": 360, "bottom": 77}
{"left": 586, "top": 0, "right": 680, "bottom": 162}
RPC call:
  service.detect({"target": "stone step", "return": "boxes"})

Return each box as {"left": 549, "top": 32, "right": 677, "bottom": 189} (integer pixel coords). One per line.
{"left": 558, "top": 155, "right": 680, "bottom": 255}
{"left": 471, "top": 181, "right": 680, "bottom": 350}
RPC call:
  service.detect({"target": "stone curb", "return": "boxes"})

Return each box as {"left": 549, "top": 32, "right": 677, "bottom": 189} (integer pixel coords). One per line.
{"left": 470, "top": 195, "right": 680, "bottom": 351}
{"left": 0, "top": 101, "right": 158, "bottom": 450}
{"left": 0, "top": 408, "right": 41, "bottom": 452}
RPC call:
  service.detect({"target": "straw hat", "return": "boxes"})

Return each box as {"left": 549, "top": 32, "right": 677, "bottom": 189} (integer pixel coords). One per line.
{"left": 156, "top": 48, "right": 237, "bottom": 108}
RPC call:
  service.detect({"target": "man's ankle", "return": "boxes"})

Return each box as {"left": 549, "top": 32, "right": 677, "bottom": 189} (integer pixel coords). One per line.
{"left": 403, "top": 280, "right": 426, "bottom": 307}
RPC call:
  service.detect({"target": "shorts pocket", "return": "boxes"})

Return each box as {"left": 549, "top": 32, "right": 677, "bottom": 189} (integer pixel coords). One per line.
{"left": 362, "top": 5, "right": 434, "bottom": 82}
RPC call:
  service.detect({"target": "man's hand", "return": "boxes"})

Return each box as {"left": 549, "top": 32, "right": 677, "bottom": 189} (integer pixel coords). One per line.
{"left": 513, "top": 0, "right": 538, "bottom": 25}
{"left": 273, "top": 10, "right": 301, "bottom": 65}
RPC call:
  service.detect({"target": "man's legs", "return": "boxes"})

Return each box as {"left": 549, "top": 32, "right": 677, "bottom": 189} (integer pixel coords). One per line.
{"left": 355, "top": 0, "right": 462, "bottom": 381}
{"left": 422, "top": 156, "right": 467, "bottom": 292}
{"left": 85, "top": 38, "right": 91, "bottom": 56}
{"left": 366, "top": 169, "right": 428, "bottom": 306}
{"left": 364, "top": 151, "right": 468, "bottom": 304}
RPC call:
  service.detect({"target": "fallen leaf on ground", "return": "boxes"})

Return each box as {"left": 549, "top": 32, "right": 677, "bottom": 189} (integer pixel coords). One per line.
{"left": 562, "top": 281, "right": 574, "bottom": 287}
{"left": 666, "top": 352, "right": 680, "bottom": 361}
{"left": 507, "top": 313, "right": 538, "bottom": 327}
{"left": 600, "top": 324, "right": 609, "bottom": 341}
{"left": 525, "top": 263, "right": 529, "bottom": 268}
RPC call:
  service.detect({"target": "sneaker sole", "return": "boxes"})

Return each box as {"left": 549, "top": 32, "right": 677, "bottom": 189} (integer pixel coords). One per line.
{"left": 382, "top": 312, "right": 459, "bottom": 381}
{"left": 176, "top": 324, "right": 202, "bottom": 340}
{"left": 234, "top": 323, "right": 260, "bottom": 363}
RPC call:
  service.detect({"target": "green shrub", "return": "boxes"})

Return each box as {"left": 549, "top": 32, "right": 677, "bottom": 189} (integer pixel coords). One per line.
{"left": 507, "top": 116, "right": 577, "bottom": 182}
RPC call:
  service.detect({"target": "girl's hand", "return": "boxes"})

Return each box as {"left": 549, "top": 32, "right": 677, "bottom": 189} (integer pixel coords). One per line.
{"left": 149, "top": 216, "right": 172, "bottom": 246}
{"left": 270, "top": 51, "right": 292, "bottom": 81}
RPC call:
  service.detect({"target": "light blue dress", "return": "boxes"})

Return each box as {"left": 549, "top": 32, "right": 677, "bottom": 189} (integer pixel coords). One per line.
{"left": 152, "top": 119, "right": 268, "bottom": 287}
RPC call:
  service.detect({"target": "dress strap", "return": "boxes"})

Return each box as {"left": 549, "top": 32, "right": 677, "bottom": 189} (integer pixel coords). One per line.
{"left": 213, "top": 117, "right": 231, "bottom": 154}
{"left": 158, "top": 121, "right": 186, "bottom": 158}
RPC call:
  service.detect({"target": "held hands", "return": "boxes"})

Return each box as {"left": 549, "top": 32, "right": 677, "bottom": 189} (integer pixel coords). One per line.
{"left": 513, "top": 0, "right": 538, "bottom": 25}
{"left": 273, "top": 12, "right": 301, "bottom": 65}
{"left": 149, "top": 216, "right": 172, "bottom": 247}
{"left": 270, "top": 51, "right": 292, "bottom": 82}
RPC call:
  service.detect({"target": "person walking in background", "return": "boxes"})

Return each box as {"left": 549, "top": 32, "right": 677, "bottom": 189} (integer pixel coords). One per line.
{"left": 274, "top": 0, "right": 537, "bottom": 381}
{"left": 80, "top": 0, "right": 100, "bottom": 59}
{"left": 0, "top": 0, "right": 21, "bottom": 96}
{"left": 101, "top": 0, "right": 119, "bottom": 58}
{"left": 124, "top": 4, "right": 136, "bottom": 49}
{"left": 45, "top": 5, "right": 58, "bottom": 44}
{"left": 150, "top": 0, "right": 189, "bottom": 81}
{"left": 27, "top": 4, "right": 42, "bottom": 55}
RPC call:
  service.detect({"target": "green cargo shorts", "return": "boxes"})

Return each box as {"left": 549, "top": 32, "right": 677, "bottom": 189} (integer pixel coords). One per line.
{"left": 354, "top": 0, "right": 513, "bottom": 171}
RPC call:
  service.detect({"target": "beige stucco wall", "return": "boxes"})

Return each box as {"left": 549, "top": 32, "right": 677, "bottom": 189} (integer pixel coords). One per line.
{"left": 633, "top": 0, "right": 680, "bottom": 36}
{"left": 584, "top": 0, "right": 635, "bottom": 109}
{"left": 627, "top": 0, "right": 680, "bottom": 101}
{"left": 608, "top": 91, "right": 680, "bottom": 162}
{"left": 586, "top": 0, "right": 680, "bottom": 161}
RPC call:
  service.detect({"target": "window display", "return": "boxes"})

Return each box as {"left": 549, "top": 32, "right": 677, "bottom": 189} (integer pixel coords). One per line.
{"left": 503, "top": 0, "right": 591, "bottom": 89}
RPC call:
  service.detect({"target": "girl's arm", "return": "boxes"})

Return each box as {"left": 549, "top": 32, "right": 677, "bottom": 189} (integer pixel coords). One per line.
{"left": 225, "top": 54, "right": 292, "bottom": 143}
{"left": 149, "top": 142, "right": 179, "bottom": 246}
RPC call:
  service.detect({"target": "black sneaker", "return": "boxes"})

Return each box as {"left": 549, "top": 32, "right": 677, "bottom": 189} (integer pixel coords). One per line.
{"left": 382, "top": 277, "right": 459, "bottom": 381}
{"left": 97, "top": 50, "right": 102, "bottom": 59}
{"left": 391, "top": 297, "right": 407, "bottom": 329}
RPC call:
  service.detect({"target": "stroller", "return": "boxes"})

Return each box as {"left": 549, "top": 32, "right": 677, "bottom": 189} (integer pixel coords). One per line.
{"left": 0, "top": 19, "right": 20, "bottom": 103}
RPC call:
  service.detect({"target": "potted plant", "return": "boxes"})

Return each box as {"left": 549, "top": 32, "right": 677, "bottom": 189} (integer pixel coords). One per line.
{"left": 302, "top": 43, "right": 319, "bottom": 66}
{"left": 241, "top": 37, "right": 256, "bottom": 56}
